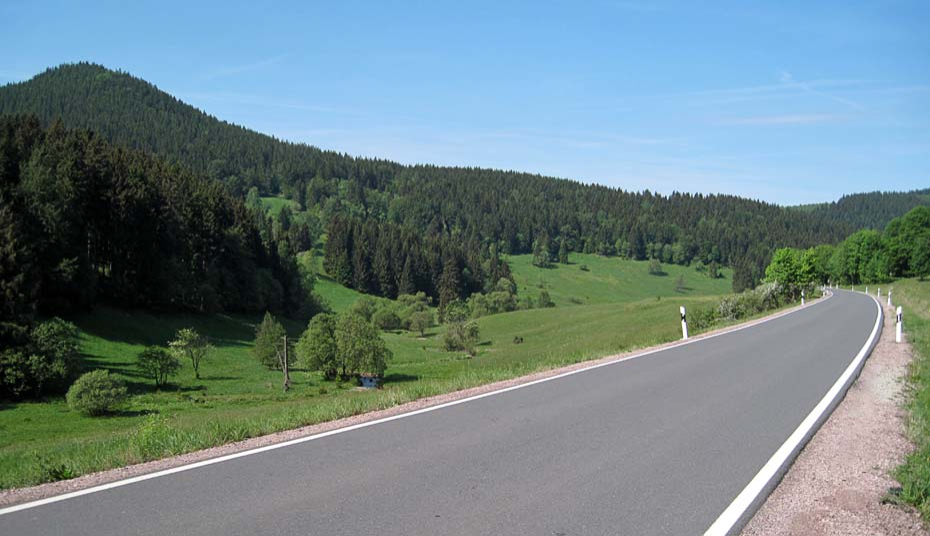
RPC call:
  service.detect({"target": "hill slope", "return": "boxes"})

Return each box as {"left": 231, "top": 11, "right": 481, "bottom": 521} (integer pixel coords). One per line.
{"left": 792, "top": 189, "right": 930, "bottom": 230}
{"left": 0, "top": 62, "right": 866, "bottom": 286}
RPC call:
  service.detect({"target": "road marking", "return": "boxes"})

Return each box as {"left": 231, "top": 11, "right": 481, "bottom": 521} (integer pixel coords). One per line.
{"left": 0, "top": 293, "right": 834, "bottom": 517}
{"left": 703, "top": 291, "right": 882, "bottom": 536}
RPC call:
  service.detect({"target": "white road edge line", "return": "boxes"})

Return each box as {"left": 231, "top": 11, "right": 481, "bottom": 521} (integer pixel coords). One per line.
{"left": 703, "top": 290, "right": 882, "bottom": 536}
{"left": 0, "top": 292, "right": 835, "bottom": 517}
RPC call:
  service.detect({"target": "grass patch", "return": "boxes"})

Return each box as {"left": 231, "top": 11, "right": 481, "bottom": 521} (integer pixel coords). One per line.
{"left": 891, "top": 278, "right": 930, "bottom": 520}
{"left": 259, "top": 196, "right": 300, "bottom": 217}
{"left": 0, "top": 295, "right": 723, "bottom": 490}
{"left": 508, "top": 253, "right": 732, "bottom": 307}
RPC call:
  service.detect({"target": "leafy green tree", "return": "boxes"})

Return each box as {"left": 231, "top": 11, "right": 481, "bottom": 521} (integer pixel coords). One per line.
{"left": 442, "top": 302, "right": 480, "bottom": 356}
{"left": 136, "top": 347, "right": 180, "bottom": 388}
{"left": 334, "top": 313, "right": 391, "bottom": 378}
{"left": 648, "top": 258, "right": 663, "bottom": 276}
{"left": 169, "top": 328, "right": 212, "bottom": 380}
{"left": 409, "top": 310, "right": 434, "bottom": 337}
{"left": 252, "top": 312, "right": 287, "bottom": 370}
{"left": 296, "top": 313, "right": 338, "bottom": 380}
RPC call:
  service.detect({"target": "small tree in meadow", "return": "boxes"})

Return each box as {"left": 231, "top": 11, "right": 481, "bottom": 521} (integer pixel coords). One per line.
{"left": 169, "top": 328, "right": 212, "bottom": 380}
{"left": 335, "top": 313, "right": 392, "bottom": 379}
{"left": 137, "top": 347, "right": 180, "bottom": 388}
{"left": 443, "top": 303, "right": 480, "bottom": 357}
{"left": 409, "top": 310, "right": 434, "bottom": 337}
{"left": 648, "top": 258, "right": 664, "bottom": 276}
{"left": 297, "top": 313, "right": 339, "bottom": 380}
{"left": 253, "top": 312, "right": 287, "bottom": 370}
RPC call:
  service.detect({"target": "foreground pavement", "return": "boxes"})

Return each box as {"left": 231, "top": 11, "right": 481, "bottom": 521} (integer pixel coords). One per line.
{"left": 1, "top": 291, "right": 880, "bottom": 536}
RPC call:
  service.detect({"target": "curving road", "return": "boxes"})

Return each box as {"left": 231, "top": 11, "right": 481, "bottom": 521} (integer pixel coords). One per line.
{"left": 0, "top": 290, "right": 881, "bottom": 536}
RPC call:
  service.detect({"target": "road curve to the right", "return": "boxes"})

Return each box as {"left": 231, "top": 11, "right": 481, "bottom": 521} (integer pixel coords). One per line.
{"left": 0, "top": 290, "right": 882, "bottom": 536}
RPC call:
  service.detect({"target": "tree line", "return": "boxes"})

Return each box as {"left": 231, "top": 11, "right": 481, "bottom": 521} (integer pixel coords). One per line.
{"left": 764, "top": 206, "right": 930, "bottom": 289}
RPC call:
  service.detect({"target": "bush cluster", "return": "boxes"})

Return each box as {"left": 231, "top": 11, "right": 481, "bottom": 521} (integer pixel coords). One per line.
{"left": 688, "top": 282, "right": 797, "bottom": 331}
{"left": 66, "top": 370, "right": 128, "bottom": 416}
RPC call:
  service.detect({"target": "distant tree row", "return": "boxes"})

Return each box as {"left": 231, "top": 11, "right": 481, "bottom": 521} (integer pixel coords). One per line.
{"left": 793, "top": 189, "right": 930, "bottom": 231}
{"left": 764, "top": 206, "right": 930, "bottom": 290}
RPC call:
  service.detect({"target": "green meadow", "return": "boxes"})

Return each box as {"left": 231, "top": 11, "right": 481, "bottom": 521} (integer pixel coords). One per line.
{"left": 0, "top": 253, "right": 731, "bottom": 490}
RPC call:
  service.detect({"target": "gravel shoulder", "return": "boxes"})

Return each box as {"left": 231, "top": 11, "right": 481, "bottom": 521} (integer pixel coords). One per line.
{"left": 743, "top": 298, "right": 928, "bottom": 536}
{"left": 0, "top": 298, "right": 818, "bottom": 508}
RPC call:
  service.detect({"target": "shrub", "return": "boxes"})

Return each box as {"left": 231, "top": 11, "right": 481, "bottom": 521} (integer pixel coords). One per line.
{"left": 537, "top": 291, "right": 555, "bottom": 308}
{"left": 688, "top": 307, "right": 717, "bottom": 331}
{"left": 579, "top": 264, "right": 589, "bottom": 272}
{"left": 409, "top": 310, "right": 434, "bottom": 337}
{"left": 0, "top": 318, "right": 82, "bottom": 399}
{"left": 372, "top": 308, "right": 402, "bottom": 331}
{"left": 66, "top": 370, "right": 128, "bottom": 416}
{"left": 137, "top": 347, "right": 181, "bottom": 388}
{"left": 350, "top": 297, "right": 378, "bottom": 322}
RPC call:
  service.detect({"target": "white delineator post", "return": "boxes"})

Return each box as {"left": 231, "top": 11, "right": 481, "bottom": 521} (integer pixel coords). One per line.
{"left": 801, "top": 289, "right": 805, "bottom": 306}
{"left": 888, "top": 290, "right": 892, "bottom": 307}
{"left": 866, "top": 286, "right": 869, "bottom": 294}
{"left": 896, "top": 306, "right": 903, "bottom": 344}
{"left": 878, "top": 287, "right": 881, "bottom": 298}
{"left": 680, "top": 306, "right": 688, "bottom": 340}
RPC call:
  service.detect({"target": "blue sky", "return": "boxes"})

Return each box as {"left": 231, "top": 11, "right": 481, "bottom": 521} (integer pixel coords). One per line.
{"left": 2, "top": 0, "right": 928, "bottom": 205}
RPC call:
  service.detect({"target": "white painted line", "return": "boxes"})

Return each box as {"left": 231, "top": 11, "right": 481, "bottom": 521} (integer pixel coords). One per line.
{"left": 703, "top": 290, "right": 882, "bottom": 536}
{"left": 0, "top": 293, "right": 834, "bottom": 517}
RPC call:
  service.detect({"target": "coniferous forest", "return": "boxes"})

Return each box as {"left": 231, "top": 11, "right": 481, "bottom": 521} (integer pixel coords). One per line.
{"left": 0, "top": 115, "right": 318, "bottom": 345}
{"left": 0, "top": 63, "right": 862, "bottom": 289}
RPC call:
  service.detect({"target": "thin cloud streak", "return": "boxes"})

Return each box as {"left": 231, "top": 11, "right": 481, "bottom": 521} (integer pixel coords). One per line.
{"left": 717, "top": 114, "right": 843, "bottom": 126}
{"left": 200, "top": 55, "right": 288, "bottom": 81}
{"left": 779, "top": 71, "right": 863, "bottom": 110}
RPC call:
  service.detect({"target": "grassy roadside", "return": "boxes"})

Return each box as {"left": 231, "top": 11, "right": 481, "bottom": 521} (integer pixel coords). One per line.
{"left": 0, "top": 296, "right": 724, "bottom": 490}
{"left": 891, "top": 278, "right": 930, "bottom": 519}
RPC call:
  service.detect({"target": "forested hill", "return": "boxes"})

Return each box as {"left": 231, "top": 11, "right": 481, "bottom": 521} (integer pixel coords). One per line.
{"left": 792, "top": 189, "right": 930, "bottom": 231}
{"left": 1, "top": 62, "right": 862, "bottom": 287}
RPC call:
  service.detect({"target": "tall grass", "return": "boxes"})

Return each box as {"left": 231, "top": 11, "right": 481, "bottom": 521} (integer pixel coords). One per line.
{"left": 892, "top": 279, "right": 930, "bottom": 519}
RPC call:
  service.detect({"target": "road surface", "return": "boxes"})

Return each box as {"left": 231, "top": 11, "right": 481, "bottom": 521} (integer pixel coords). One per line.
{"left": 0, "top": 290, "right": 881, "bottom": 535}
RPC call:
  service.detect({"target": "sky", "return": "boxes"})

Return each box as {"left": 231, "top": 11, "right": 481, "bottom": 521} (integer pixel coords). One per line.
{"left": 1, "top": 0, "right": 928, "bottom": 205}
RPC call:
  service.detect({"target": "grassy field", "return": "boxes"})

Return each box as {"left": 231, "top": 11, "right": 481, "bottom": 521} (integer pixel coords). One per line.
{"left": 259, "top": 196, "right": 300, "bottom": 217}
{"left": 508, "top": 253, "right": 732, "bottom": 307}
{"left": 0, "top": 252, "right": 734, "bottom": 490}
{"left": 890, "top": 278, "right": 930, "bottom": 519}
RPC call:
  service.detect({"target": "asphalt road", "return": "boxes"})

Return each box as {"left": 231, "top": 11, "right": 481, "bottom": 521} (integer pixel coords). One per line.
{"left": 1, "top": 290, "right": 880, "bottom": 536}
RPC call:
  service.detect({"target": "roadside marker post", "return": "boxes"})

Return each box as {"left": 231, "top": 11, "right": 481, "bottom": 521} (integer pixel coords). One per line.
{"left": 801, "top": 290, "right": 805, "bottom": 306}
{"left": 866, "top": 286, "right": 869, "bottom": 295}
{"left": 896, "top": 306, "right": 903, "bottom": 343}
{"left": 680, "top": 306, "right": 688, "bottom": 340}
{"left": 888, "top": 290, "right": 892, "bottom": 307}
{"left": 877, "top": 288, "right": 881, "bottom": 298}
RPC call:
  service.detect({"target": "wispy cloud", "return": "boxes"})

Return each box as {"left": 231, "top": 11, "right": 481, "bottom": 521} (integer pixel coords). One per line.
{"left": 717, "top": 114, "right": 843, "bottom": 126}
{"left": 200, "top": 54, "right": 287, "bottom": 81}
{"left": 779, "top": 70, "right": 863, "bottom": 110}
